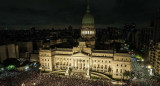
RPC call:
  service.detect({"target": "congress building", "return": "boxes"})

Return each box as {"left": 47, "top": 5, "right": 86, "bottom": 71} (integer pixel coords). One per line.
{"left": 39, "top": 0, "right": 131, "bottom": 79}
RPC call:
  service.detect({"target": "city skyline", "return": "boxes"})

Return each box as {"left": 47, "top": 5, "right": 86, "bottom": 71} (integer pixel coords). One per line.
{"left": 1, "top": 0, "right": 160, "bottom": 85}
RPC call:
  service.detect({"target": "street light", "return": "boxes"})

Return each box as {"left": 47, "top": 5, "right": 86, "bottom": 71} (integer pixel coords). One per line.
{"left": 147, "top": 65, "right": 153, "bottom": 76}
{"left": 147, "top": 65, "right": 151, "bottom": 69}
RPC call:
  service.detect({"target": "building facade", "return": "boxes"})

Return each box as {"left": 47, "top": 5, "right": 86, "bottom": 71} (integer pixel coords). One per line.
{"left": 39, "top": 42, "right": 131, "bottom": 79}
{"left": 149, "top": 42, "right": 160, "bottom": 74}
{"left": 39, "top": 0, "right": 131, "bottom": 79}
{"left": 0, "top": 44, "right": 19, "bottom": 63}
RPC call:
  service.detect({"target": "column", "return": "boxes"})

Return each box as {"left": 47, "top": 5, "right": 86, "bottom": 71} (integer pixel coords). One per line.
{"left": 71, "top": 59, "right": 73, "bottom": 67}
{"left": 96, "top": 64, "right": 97, "bottom": 71}
{"left": 55, "top": 63, "right": 56, "bottom": 69}
{"left": 78, "top": 59, "right": 79, "bottom": 69}
{"left": 85, "top": 60, "right": 87, "bottom": 68}
{"left": 73, "top": 59, "right": 75, "bottom": 68}
{"left": 61, "top": 60, "right": 63, "bottom": 69}
{"left": 82, "top": 62, "right": 83, "bottom": 70}
{"left": 74, "top": 59, "right": 76, "bottom": 68}
{"left": 77, "top": 59, "right": 78, "bottom": 69}
{"left": 103, "top": 64, "right": 104, "bottom": 72}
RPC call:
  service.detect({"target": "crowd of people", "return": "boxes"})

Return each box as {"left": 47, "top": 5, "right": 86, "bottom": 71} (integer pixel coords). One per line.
{"left": 0, "top": 71, "right": 38, "bottom": 86}
{"left": 1, "top": 69, "right": 160, "bottom": 86}
{"left": 129, "top": 57, "right": 160, "bottom": 86}
{"left": 0, "top": 71, "right": 20, "bottom": 79}
{"left": 0, "top": 71, "right": 113, "bottom": 86}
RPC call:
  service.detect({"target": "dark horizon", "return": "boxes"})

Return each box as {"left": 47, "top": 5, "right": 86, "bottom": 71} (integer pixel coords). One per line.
{"left": 0, "top": 0, "right": 160, "bottom": 28}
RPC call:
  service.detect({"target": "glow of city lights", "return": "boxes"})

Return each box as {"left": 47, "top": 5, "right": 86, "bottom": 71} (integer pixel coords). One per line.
{"left": 149, "top": 69, "right": 153, "bottom": 76}
{"left": 25, "top": 66, "right": 29, "bottom": 71}
{"left": 6, "top": 65, "right": 16, "bottom": 70}
{"left": 1, "top": 68, "right": 4, "bottom": 71}
{"left": 141, "top": 59, "right": 144, "bottom": 62}
{"left": 148, "top": 65, "right": 151, "bottom": 69}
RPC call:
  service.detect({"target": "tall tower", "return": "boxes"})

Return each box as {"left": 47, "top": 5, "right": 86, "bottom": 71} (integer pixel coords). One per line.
{"left": 81, "top": 0, "right": 96, "bottom": 48}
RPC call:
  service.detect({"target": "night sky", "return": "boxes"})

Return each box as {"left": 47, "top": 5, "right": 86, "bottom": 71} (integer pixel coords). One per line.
{"left": 0, "top": 0, "right": 160, "bottom": 28}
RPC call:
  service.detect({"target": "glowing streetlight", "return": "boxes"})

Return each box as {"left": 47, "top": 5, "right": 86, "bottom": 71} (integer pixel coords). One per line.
{"left": 148, "top": 65, "right": 151, "bottom": 69}
{"left": 141, "top": 59, "right": 144, "bottom": 62}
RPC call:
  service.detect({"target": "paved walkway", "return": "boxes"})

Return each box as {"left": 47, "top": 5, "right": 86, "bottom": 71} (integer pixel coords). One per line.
{"left": 91, "top": 71, "right": 112, "bottom": 80}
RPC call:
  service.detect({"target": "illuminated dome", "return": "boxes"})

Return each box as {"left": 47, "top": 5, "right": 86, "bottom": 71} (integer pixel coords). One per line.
{"left": 82, "top": 4, "right": 94, "bottom": 25}
{"left": 82, "top": 14, "right": 94, "bottom": 25}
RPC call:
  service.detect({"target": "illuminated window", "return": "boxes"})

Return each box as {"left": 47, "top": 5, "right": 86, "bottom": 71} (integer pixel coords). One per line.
{"left": 91, "top": 31, "right": 94, "bottom": 34}
{"left": 90, "top": 31, "right": 92, "bottom": 34}
{"left": 85, "top": 31, "right": 87, "bottom": 34}
{"left": 83, "top": 31, "right": 85, "bottom": 34}
{"left": 88, "top": 31, "right": 89, "bottom": 34}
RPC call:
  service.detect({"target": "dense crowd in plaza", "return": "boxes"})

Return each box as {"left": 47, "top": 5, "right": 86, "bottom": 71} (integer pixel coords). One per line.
{"left": 129, "top": 58, "right": 160, "bottom": 86}
{"left": 1, "top": 70, "right": 160, "bottom": 86}
{"left": 0, "top": 71, "right": 113, "bottom": 86}
{"left": 0, "top": 71, "right": 20, "bottom": 79}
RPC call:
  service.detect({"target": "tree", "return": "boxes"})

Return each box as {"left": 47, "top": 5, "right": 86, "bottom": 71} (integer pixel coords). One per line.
{"left": 3, "top": 58, "right": 20, "bottom": 67}
{"left": 123, "top": 71, "right": 130, "bottom": 79}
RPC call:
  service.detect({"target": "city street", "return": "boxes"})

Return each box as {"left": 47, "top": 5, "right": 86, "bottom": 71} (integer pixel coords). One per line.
{"left": 130, "top": 57, "right": 159, "bottom": 86}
